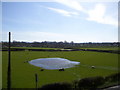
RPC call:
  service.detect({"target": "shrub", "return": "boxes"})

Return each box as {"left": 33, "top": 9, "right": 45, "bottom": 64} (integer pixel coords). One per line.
{"left": 78, "top": 76, "right": 105, "bottom": 90}
{"left": 39, "top": 82, "right": 73, "bottom": 90}
{"left": 105, "top": 72, "right": 120, "bottom": 83}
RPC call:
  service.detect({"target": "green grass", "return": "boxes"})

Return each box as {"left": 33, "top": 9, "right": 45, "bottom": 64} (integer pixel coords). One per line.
{"left": 80, "top": 47, "right": 119, "bottom": 50}
{"left": 5, "top": 47, "right": 119, "bottom": 50}
{"left": 2, "top": 50, "right": 119, "bottom": 88}
{"left": 11, "top": 47, "right": 62, "bottom": 50}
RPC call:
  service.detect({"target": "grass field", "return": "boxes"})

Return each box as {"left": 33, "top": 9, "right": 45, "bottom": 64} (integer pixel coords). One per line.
{"left": 2, "top": 49, "right": 119, "bottom": 88}
{"left": 80, "top": 47, "right": 119, "bottom": 50}
{"left": 11, "top": 47, "right": 119, "bottom": 50}
{"left": 11, "top": 47, "right": 62, "bottom": 50}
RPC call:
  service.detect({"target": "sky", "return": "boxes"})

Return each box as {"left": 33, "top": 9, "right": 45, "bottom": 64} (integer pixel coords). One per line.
{"left": 2, "top": 0, "right": 118, "bottom": 43}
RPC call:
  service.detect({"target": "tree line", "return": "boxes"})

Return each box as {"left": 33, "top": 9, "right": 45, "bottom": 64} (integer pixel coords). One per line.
{"left": 1, "top": 41, "right": 119, "bottom": 48}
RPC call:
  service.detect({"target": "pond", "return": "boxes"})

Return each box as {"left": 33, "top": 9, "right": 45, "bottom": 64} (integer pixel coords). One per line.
{"left": 29, "top": 58, "right": 80, "bottom": 70}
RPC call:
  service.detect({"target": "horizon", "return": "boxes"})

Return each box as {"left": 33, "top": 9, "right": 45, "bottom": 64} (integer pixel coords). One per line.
{"left": 2, "top": 0, "right": 118, "bottom": 43}
{"left": 1, "top": 40, "right": 119, "bottom": 43}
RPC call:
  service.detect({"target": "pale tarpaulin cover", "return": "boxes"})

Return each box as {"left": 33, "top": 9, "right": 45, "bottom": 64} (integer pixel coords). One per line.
{"left": 29, "top": 58, "right": 80, "bottom": 69}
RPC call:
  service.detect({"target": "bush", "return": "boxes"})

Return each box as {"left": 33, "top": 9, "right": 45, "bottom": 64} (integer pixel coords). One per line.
{"left": 78, "top": 76, "right": 105, "bottom": 90}
{"left": 39, "top": 82, "right": 73, "bottom": 90}
{"left": 38, "top": 73, "right": 120, "bottom": 90}
{"left": 105, "top": 72, "right": 120, "bottom": 83}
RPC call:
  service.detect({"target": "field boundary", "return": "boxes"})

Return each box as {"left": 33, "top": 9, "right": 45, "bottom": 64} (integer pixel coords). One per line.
{"left": 1, "top": 48, "right": 120, "bottom": 54}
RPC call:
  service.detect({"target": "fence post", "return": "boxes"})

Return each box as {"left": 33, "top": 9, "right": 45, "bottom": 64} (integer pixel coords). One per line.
{"left": 35, "top": 73, "right": 38, "bottom": 89}
{"left": 7, "top": 32, "right": 11, "bottom": 89}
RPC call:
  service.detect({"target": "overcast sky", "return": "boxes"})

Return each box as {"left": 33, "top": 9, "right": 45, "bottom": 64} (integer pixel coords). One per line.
{"left": 2, "top": 0, "right": 118, "bottom": 43}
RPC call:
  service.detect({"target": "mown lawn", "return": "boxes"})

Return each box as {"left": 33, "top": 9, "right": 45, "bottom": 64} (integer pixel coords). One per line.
{"left": 11, "top": 47, "right": 62, "bottom": 50}
{"left": 80, "top": 47, "right": 119, "bottom": 50}
{"left": 2, "top": 50, "right": 119, "bottom": 88}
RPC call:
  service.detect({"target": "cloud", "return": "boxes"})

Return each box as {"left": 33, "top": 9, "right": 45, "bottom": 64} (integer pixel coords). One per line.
{"left": 55, "top": 0, "right": 84, "bottom": 11}
{"left": 87, "top": 4, "right": 106, "bottom": 21}
{"left": 55, "top": 0, "right": 117, "bottom": 26}
{"left": 47, "top": 7, "right": 79, "bottom": 17}
{"left": 2, "top": 31, "right": 87, "bottom": 43}
{"left": 10, "top": 31, "right": 80, "bottom": 42}
{"left": 86, "top": 4, "right": 118, "bottom": 26}
{"left": 2, "top": 30, "right": 118, "bottom": 42}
